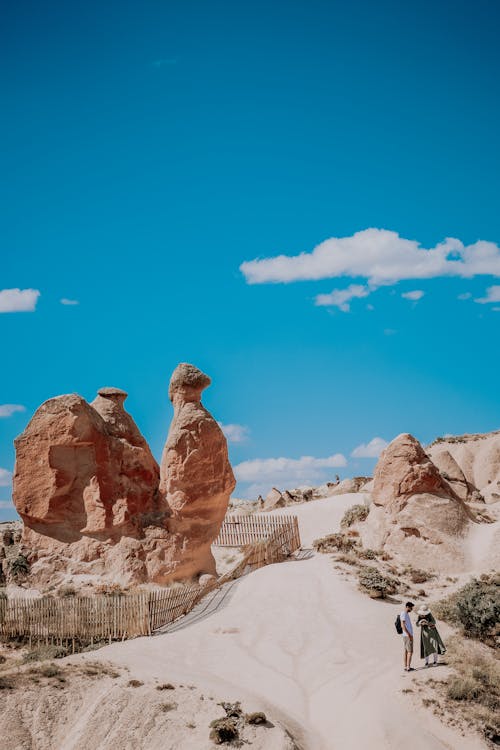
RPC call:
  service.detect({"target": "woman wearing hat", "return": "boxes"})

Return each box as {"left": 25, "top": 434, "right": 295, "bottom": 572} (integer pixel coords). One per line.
{"left": 416, "top": 605, "right": 446, "bottom": 666}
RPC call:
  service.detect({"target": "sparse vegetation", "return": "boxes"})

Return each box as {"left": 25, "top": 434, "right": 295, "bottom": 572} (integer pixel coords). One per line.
{"left": 358, "top": 567, "right": 399, "bottom": 598}
{"left": 156, "top": 682, "right": 175, "bottom": 690}
{"left": 127, "top": 679, "right": 144, "bottom": 688}
{"left": 57, "top": 584, "right": 76, "bottom": 598}
{"left": 340, "top": 504, "right": 369, "bottom": 529}
{"left": 313, "top": 533, "right": 357, "bottom": 554}
{"left": 358, "top": 548, "right": 378, "bottom": 560}
{"left": 8, "top": 554, "right": 30, "bottom": 581}
{"left": 441, "top": 637, "right": 500, "bottom": 744}
{"left": 408, "top": 568, "right": 432, "bottom": 584}
{"left": 246, "top": 711, "right": 267, "bottom": 725}
{"left": 434, "top": 576, "right": 500, "bottom": 646}
{"left": 209, "top": 702, "right": 245, "bottom": 744}
{"left": 160, "top": 701, "right": 177, "bottom": 712}
{"left": 23, "top": 644, "right": 68, "bottom": 663}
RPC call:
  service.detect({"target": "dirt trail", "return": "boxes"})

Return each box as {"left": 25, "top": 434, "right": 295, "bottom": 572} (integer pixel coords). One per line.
{"left": 82, "top": 493, "right": 487, "bottom": 749}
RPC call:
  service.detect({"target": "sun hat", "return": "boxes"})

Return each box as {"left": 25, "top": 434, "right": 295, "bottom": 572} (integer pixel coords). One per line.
{"left": 418, "top": 605, "right": 431, "bottom": 616}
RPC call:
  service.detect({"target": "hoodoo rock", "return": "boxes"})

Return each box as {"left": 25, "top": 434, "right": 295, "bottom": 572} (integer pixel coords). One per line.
{"left": 160, "top": 363, "right": 236, "bottom": 578}
{"left": 361, "top": 433, "right": 471, "bottom": 571}
{"left": 12, "top": 365, "right": 235, "bottom": 589}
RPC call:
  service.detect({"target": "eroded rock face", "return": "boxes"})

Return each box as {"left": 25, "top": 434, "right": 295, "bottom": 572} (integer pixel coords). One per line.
{"left": 361, "top": 433, "right": 471, "bottom": 571}
{"left": 160, "top": 363, "right": 235, "bottom": 578}
{"left": 13, "top": 365, "right": 235, "bottom": 589}
{"left": 372, "top": 434, "right": 453, "bottom": 509}
{"left": 13, "top": 391, "right": 160, "bottom": 542}
{"left": 428, "top": 431, "right": 500, "bottom": 504}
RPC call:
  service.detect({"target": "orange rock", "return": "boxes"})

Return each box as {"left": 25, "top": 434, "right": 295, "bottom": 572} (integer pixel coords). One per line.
{"left": 12, "top": 365, "right": 235, "bottom": 589}
{"left": 160, "top": 363, "right": 236, "bottom": 578}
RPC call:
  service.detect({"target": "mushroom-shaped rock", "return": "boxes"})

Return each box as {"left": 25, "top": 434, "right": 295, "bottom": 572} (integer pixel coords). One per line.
{"left": 160, "top": 363, "right": 236, "bottom": 577}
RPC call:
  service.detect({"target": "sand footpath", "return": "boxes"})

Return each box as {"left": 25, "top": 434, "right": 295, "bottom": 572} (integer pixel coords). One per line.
{"left": 79, "top": 493, "right": 487, "bottom": 749}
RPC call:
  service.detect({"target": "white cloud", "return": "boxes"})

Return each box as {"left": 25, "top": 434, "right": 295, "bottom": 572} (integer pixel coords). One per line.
{"left": 234, "top": 453, "right": 347, "bottom": 490}
{"left": 351, "top": 437, "right": 388, "bottom": 458}
{"left": 240, "top": 229, "right": 500, "bottom": 287}
{"left": 0, "top": 468, "right": 12, "bottom": 487}
{"left": 0, "top": 500, "right": 14, "bottom": 510}
{"left": 60, "top": 298, "right": 79, "bottom": 306}
{"left": 401, "top": 290, "right": 424, "bottom": 301}
{"left": 475, "top": 285, "right": 500, "bottom": 304}
{"left": 218, "top": 422, "right": 250, "bottom": 443}
{"left": 0, "top": 404, "right": 25, "bottom": 418}
{"left": 0, "top": 288, "right": 40, "bottom": 313}
{"left": 315, "top": 284, "right": 370, "bottom": 311}
{"left": 458, "top": 292, "right": 472, "bottom": 300}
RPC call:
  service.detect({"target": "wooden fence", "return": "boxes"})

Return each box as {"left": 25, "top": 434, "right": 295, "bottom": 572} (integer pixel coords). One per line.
{"left": 0, "top": 514, "right": 301, "bottom": 646}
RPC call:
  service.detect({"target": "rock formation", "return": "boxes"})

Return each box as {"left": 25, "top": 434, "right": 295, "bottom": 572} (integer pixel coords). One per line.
{"left": 427, "top": 431, "right": 500, "bottom": 505}
{"left": 360, "top": 433, "right": 471, "bottom": 571}
{"left": 160, "top": 363, "right": 236, "bottom": 578}
{"left": 371, "top": 433, "right": 456, "bottom": 510}
{"left": 12, "top": 365, "right": 234, "bottom": 589}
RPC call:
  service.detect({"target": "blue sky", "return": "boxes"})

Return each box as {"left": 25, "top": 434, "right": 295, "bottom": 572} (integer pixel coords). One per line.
{"left": 2, "top": 0, "right": 500, "bottom": 518}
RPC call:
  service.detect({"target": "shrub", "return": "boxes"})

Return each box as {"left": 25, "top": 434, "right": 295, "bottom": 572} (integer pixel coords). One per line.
{"left": 447, "top": 676, "right": 481, "bottom": 701}
{"left": 37, "top": 663, "right": 61, "bottom": 678}
{"left": 127, "top": 679, "right": 143, "bottom": 688}
{"left": 358, "top": 567, "right": 399, "bottom": 598}
{"left": 435, "top": 578, "right": 500, "bottom": 644}
{"left": 340, "top": 504, "right": 369, "bottom": 529}
{"left": 409, "top": 569, "right": 432, "bottom": 584}
{"left": 23, "top": 645, "right": 68, "bottom": 663}
{"left": 156, "top": 682, "right": 175, "bottom": 690}
{"left": 209, "top": 718, "right": 239, "bottom": 744}
{"left": 8, "top": 555, "right": 30, "bottom": 581}
{"left": 313, "top": 533, "right": 356, "bottom": 554}
{"left": 57, "top": 584, "right": 76, "bottom": 598}
{"left": 246, "top": 711, "right": 267, "bottom": 725}
{"left": 358, "top": 548, "right": 377, "bottom": 560}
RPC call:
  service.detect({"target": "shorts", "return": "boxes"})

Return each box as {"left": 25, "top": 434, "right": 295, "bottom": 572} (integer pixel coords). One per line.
{"left": 403, "top": 636, "right": 413, "bottom": 653}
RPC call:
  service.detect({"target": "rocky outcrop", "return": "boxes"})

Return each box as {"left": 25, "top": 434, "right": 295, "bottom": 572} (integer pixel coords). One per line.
{"left": 372, "top": 434, "right": 454, "bottom": 509}
{"left": 160, "top": 363, "right": 235, "bottom": 578}
{"left": 12, "top": 365, "right": 234, "bottom": 589}
{"left": 361, "top": 434, "right": 471, "bottom": 571}
{"left": 13, "top": 391, "right": 160, "bottom": 542}
{"left": 428, "top": 431, "right": 500, "bottom": 504}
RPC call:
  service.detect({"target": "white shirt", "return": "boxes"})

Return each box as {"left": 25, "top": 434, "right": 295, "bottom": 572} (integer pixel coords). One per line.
{"left": 400, "top": 610, "right": 413, "bottom": 637}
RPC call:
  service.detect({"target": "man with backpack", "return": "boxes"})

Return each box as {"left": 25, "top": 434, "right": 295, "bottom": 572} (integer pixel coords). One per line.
{"left": 395, "top": 601, "right": 415, "bottom": 672}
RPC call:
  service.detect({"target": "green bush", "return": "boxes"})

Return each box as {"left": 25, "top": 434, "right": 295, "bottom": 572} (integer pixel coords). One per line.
{"left": 340, "top": 504, "right": 369, "bottom": 529}
{"left": 435, "top": 578, "right": 499, "bottom": 644}
{"left": 358, "top": 567, "right": 399, "bottom": 598}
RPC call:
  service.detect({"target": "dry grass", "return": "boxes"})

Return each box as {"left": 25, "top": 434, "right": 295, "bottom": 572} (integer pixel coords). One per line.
{"left": 340, "top": 504, "right": 369, "bottom": 529}
{"left": 435, "top": 636, "right": 500, "bottom": 745}
{"left": 313, "top": 533, "right": 357, "bottom": 554}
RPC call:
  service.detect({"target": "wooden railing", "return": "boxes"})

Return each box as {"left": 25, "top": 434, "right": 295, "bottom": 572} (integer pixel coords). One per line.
{"left": 0, "top": 514, "right": 301, "bottom": 646}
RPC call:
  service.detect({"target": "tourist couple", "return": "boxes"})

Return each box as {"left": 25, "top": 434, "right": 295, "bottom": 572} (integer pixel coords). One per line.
{"left": 400, "top": 601, "right": 446, "bottom": 672}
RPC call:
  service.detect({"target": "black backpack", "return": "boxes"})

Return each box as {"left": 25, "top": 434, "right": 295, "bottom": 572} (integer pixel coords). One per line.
{"left": 395, "top": 614, "right": 403, "bottom": 634}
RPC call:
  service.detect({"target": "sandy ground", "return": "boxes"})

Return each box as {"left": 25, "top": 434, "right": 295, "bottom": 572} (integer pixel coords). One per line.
{"left": 71, "top": 492, "right": 489, "bottom": 750}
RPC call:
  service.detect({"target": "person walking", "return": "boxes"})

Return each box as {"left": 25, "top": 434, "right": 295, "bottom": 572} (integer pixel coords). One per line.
{"left": 416, "top": 605, "right": 446, "bottom": 666}
{"left": 400, "top": 601, "right": 415, "bottom": 672}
